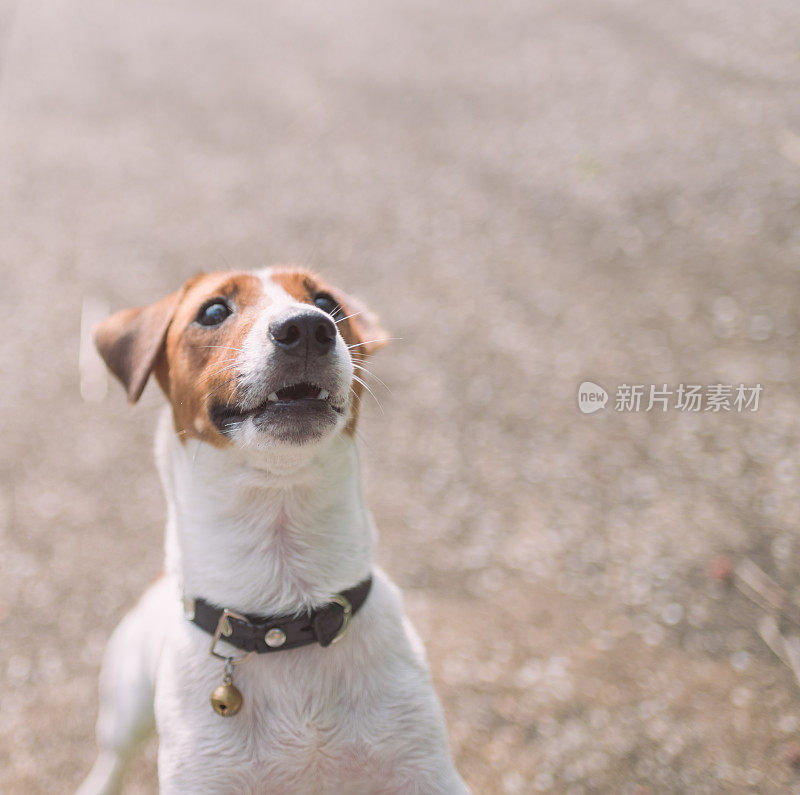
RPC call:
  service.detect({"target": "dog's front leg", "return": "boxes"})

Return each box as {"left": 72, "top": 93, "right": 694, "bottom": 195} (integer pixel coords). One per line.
{"left": 77, "top": 578, "right": 172, "bottom": 795}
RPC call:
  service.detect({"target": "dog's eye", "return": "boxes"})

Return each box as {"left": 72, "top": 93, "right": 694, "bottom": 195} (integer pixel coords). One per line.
{"left": 196, "top": 300, "right": 232, "bottom": 327}
{"left": 313, "top": 293, "right": 342, "bottom": 319}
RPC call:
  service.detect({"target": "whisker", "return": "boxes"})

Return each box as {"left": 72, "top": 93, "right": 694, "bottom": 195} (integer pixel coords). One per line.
{"left": 226, "top": 376, "right": 247, "bottom": 408}
{"left": 191, "top": 439, "right": 202, "bottom": 471}
{"left": 335, "top": 311, "right": 362, "bottom": 325}
{"left": 299, "top": 228, "right": 325, "bottom": 270}
{"left": 351, "top": 426, "right": 369, "bottom": 449}
{"left": 204, "top": 374, "right": 242, "bottom": 401}
{"left": 218, "top": 419, "right": 246, "bottom": 433}
{"left": 351, "top": 373, "right": 383, "bottom": 414}
{"left": 191, "top": 345, "right": 244, "bottom": 352}
{"left": 351, "top": 363, "right": 391, "bottom": 393}
{"left": 195, "top": 351, "right": 240, "bottom": 371}
{"left": 342, "top": 396, "right": 370, "bottom": 447}
{"left": 197, "top": 361, "right": 239, "bottom": 384}
{"left": 347, "top": 338, "right": 402, "bottom": 350}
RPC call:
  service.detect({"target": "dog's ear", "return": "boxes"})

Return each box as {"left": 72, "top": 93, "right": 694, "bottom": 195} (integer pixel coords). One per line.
{"left": 93, "top": 289, "right": 183, "bottom": 403}
{"left": 330, "top": 288, "right": 390, "bottom": 356}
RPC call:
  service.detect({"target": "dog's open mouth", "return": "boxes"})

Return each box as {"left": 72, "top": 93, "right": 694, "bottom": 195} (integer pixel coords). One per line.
{"left": 210, "top": 381, "right": 344, "bottom": 437}
{"left": 267, "top": 383, "right": 330, "bottom": 403}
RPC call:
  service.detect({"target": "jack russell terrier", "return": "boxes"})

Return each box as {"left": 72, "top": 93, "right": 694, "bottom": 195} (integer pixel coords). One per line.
{"left": 78, "top": 267, "right": 469, "bottom": 794}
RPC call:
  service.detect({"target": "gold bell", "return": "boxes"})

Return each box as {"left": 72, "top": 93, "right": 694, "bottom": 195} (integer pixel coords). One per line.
{"left": 211, "top": 681, "right": 243, "bottom": 716}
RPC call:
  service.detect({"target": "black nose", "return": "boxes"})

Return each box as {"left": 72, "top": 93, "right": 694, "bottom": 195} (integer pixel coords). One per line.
{"left": 269, "top": 310, "right": 336, "bottom": 356}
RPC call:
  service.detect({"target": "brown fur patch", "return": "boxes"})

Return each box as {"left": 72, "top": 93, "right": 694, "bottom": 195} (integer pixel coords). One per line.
{"left": 156, "top": 272, "right": 265, "bottom": 447}
{"left": 269, "top": 267, "right": 317, "bottom": 303}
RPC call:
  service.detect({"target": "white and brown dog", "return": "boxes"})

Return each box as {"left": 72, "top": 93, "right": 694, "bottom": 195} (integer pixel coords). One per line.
{"left": 78, "top": 267, "right": 468, "bottom": 794}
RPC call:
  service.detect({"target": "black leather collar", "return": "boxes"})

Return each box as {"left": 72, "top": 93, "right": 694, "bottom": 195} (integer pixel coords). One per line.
{"left": 187, "top": 576, "right": 372, "bottom": 653}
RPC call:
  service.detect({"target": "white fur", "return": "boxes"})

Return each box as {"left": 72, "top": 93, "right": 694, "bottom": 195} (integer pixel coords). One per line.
{"left": 79, "top": 275, "right": 468, "bottom": 794}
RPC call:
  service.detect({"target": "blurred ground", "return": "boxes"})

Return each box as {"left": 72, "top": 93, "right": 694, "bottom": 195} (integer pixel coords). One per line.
{"left": 2, "top": 0, "right": 800, "bottom": 792}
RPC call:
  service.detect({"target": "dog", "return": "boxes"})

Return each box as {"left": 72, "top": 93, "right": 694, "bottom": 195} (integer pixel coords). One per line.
{"left": 77, "top": 266, "right": 469, "bottom": 794}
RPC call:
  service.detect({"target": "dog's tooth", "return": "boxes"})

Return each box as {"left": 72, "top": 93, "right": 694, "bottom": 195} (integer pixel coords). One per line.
{"left": 268, "top": 392, "right": 279, "bottom": 402}
{"left": 318, "top": 389, "right": 329, "bottom": 400}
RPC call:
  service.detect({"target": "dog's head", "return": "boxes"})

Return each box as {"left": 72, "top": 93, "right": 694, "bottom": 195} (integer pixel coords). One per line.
{"left": 93, "top": 267, "right": 388, "bottom": 449}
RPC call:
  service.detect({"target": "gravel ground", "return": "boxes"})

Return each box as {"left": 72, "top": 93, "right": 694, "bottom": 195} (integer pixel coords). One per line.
{"left": 2, "top": 1, "right": 800, "bottom": 792}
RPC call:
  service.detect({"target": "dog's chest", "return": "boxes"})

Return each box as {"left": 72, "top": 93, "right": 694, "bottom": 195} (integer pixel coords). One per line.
{"left": 239, "top": 701, "right": 366, "bottom": 791}
{"left": 155, "top": 619, "right": 393, "bottom": 792}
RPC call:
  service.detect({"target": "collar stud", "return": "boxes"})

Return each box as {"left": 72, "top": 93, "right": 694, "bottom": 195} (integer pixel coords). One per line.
{"left": 265, "top": 628, "right": 287, "bottom": 648}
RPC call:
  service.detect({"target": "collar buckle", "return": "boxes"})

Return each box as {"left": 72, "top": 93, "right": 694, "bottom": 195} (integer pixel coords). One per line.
{"left": 329, "top": 593, "right": 353, "bottom": 644}
{"left": 210, "top": 608, "right": 255, "bottom": 665}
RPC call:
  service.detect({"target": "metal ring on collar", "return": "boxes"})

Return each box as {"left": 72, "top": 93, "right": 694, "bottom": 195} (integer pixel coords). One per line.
{"left": 329, "top": 594, "right": 353, "bottom": 644}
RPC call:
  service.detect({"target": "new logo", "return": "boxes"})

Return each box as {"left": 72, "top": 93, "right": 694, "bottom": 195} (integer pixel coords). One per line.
{"left": 577, "top": 381, "right": 608, "bottom": 414}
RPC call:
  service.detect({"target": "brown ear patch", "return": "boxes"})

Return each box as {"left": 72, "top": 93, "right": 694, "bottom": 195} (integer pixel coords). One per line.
{"left": 93, "top": 289, "right": 184, "bottom": 403}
